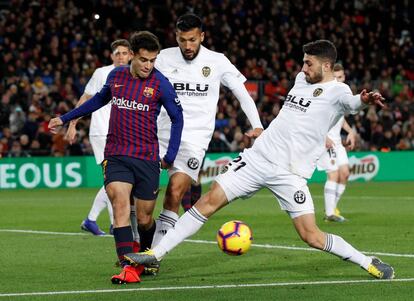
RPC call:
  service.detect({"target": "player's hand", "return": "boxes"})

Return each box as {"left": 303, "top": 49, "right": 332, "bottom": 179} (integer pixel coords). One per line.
{"left": 48, "top": 117, "right": 64, "bottom": 134}
{"left": 64, "top": 121, "right": 78, "bottom": 144}
{"left": 360, "top": 89, "right": 385, "bottom": 107}
{"left": 345, "top": 131, "right": 356, "bottom": 150}
{"left": 160, "top": 158, "right": 172, "bottom": 170}
{"left": 325, "top": 137, "right": 335, "bottom": 149}
{"left": 245, "top": 128, "right": 263, "bottom": 138}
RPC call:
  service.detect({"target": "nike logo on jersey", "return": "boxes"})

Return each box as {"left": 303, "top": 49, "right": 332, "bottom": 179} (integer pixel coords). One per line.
{"left": 114, "top": 84, "right": 124, "bottom": 88}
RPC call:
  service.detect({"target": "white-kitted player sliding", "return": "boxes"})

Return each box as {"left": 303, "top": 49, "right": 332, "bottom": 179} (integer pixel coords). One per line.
{"left": 126, "top": 39, "right": 394, "bottom": 280}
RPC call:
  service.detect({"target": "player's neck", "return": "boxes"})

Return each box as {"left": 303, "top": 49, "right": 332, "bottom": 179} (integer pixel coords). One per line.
{"left": 320, "top": 73, "right": 335, "bottom": 83}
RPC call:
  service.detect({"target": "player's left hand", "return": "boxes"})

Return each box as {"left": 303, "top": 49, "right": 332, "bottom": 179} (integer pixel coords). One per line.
{"left": 360, "top": 89, "right": 385, "bottom": 107}
{"left": 245, "top": 128, "right": 264, "bottom": 138}
{"left": 160, "top": 158, "right": 172, "bottom": 170}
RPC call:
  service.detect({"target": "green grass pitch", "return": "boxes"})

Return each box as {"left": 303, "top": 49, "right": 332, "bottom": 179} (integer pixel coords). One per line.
{"left": 1, "top": 182, "right": 413, "bottom": 300}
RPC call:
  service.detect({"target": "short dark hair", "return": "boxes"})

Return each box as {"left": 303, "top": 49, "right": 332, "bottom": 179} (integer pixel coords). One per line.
{"left": 176, "top": 13, "right": 203, "bottom": 32}
{"left": 129, "top": 31, "right": 160, "bottom": 54}
{"left": 110, "top": 39, "right": 131, "bottom": 52}
{"left": 303, "top": 40, "right": 337, "bottom": 69}
{"left": 333, "top": 63, "right": 344, "bottom": 72}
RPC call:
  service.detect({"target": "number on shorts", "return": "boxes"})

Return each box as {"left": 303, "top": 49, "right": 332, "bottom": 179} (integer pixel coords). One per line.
{"left": 328, "top": 148, "right": 337, "bottom": 159}
{"left": 229, "top": 156, "right": 246, "bottom": 172}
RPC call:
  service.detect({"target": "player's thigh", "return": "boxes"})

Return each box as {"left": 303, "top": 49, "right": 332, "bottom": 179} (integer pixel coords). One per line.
{"left": 103, "top": 156, "right": 135, "bottom": 193}
{"left": 335, "top": 144, "right": 349, "bottom": 166}
{"left": 215, "top": 150, "right": 265, "bottom": 202}
{"left": 316, "top": 147, "right": 338, "bottom": 173}
{"left": 130, "top": 159, "right": 160, "bottom": 200}
{"left": 160, "top": 139, "right": 205, "bottom": 182}
{"left": 266, "top": 166, "right": 314, "bottom": 216}
{"left": 90, "top": 135, "right": 106, "bottom": 164}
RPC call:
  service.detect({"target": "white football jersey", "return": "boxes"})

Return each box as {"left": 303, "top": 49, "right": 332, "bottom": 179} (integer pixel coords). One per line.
{"left": 84, "top": 64, "right": 114, "bottom": 136}
{"left": 327, "top": 115, "right": 345, "bottom": 145}
{"left": 155, "top": 46, "right": 248, "bottom": 150}
{"left": 252, "top": 72, "right": 363, "bottom": 179}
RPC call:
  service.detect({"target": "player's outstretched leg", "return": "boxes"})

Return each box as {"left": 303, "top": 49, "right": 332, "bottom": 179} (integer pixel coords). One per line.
{"left": 293, "top": 214, "right": 394, "bottom": 279}
{"left": 125, "top": 206, "right": 207, "bottom": 266}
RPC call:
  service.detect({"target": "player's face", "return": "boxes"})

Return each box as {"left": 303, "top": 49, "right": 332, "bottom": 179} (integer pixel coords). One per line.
{"left": 130, "top": 49, "right": 158, "bottom": 78}
{"left": 176, "top": 28, "right": 204, "bottom": 60}
{"left": 111, "top": 46, "right": 133, "bottom": 67}
{"left": 302, "top": 54, "right": 324, "bottom": 84}
{"left": 334, "top": 70, "right": 345, "bottom": 83}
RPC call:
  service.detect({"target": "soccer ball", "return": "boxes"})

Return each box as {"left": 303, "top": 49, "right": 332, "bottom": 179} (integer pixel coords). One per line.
{"left": 216, "top": 220, "right": 253, "bottom": 255}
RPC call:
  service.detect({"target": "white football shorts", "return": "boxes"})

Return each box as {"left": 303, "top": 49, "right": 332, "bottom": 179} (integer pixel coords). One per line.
{"left": 159, "top": 139, "right": 205, "bottom": 182}
{"left": 215, "top": 148, "right": 314, "bottom": 218}
{"left": 90, "top": 135, "right": 106, "bottom": 165}
{"left": 317, "top": 143, "right": 349, "bottom": 173}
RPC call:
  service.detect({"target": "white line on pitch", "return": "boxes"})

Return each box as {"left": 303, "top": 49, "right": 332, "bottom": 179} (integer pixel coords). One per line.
{"left": 1, "top": 278, "right": 414, "bottom": 297}
{"left": 1, "top": 229, "right": 414, "bottom": 258}
{"left": 260, "top": 194, "right": 414, "bottom": 200}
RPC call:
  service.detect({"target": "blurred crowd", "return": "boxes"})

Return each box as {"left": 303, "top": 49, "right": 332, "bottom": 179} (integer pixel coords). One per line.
{"left": 1, "top": 0, "right": 413, "bottom": 158}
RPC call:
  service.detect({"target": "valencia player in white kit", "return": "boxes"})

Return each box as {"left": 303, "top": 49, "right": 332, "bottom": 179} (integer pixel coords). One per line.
{"left": 126, "top": 40, "right": 394, "bottom": 280}
{"left": 147, "top": 14, "right": 263, "bottom": 257}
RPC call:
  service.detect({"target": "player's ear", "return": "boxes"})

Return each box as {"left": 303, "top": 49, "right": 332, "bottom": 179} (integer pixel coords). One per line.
{"left": 200, "top": 31, "right": 205, "bottom": 43}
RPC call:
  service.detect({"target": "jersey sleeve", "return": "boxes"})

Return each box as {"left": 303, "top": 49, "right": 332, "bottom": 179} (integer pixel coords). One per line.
{"left": 84, "top": 69, "right": 102, "bottom": 95}
{"left": 337, "top": 84, "right": 365, "bottom": 115}
{"left": 295, "top": 72, "right": 306, "bottom": 84}
{"left": 158, "top": 76, "right": 184, "bottom": 165}
{"left": 61, "top": 70, "right": 115, "bottom": 123}
{"left": 220, "top": 55, "right": 247, "bottom": 89}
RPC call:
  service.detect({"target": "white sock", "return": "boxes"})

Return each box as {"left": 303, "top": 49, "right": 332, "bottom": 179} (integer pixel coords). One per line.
{"left": 151, "top": 209, "right": 179, "bottom": 248}
{"left": 324, "top": 233, "right": 372, "bottom": 270}
{"left": 87, "top": 186, "right": 110, "bottom": 221}
{"left": 335, "top": 184, "right": 346, "bottom": 208}
{"left": 153, "top": 207, "right": 207, "bottom": 260}
{"left": 324, "top": 180, "right": 338, "bottom": 216}
{"left": 130, "top": 206, "right": 140, "bottom": 243}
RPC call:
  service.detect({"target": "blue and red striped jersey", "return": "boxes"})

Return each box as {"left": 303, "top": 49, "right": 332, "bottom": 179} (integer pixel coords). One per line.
{"left": 61, "top": 66, "right": 183, "bottom": 164}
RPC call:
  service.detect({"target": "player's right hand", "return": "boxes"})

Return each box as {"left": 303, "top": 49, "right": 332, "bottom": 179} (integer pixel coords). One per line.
{"left": 160, "top": 158, "right": 172, "bottom": 170}
{"left": 64, "top": 121, "right": 78, "bottom": 144}
{"left": 48, "top": 117, "right": 64, "bottom": 134}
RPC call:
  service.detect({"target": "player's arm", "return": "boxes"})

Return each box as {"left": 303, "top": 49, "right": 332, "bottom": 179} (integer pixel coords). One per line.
{"left": 339, "top": 89, "right": 385, "bottom": 114}
{"left": 159, "top": 80, "right": 184, "bottom": 169}
{"left": 220, "top": 57, "right": 263, "bottom": 138}
{"left": 64, "top": 93, "right": 92, "bottom": 144}
{"left": 342, "top": 119, "right": 356, "bottom": 150}
{"left": 230, "top": 83, "right": 264, "bottom": 138}
{"left": 48, "top": 84, "right": 111, "bottom": 134}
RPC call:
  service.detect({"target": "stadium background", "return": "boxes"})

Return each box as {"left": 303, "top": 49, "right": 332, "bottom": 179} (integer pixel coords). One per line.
{"left": 0, "top": 0, "right": 413, "bottom": 159}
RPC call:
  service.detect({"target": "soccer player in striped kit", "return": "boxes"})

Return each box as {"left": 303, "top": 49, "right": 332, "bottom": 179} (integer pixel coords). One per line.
{"left": 48, "top": 31, "right": 184, "bottom": 284}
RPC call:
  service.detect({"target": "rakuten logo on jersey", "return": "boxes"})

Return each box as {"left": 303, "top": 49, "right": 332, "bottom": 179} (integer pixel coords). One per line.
{"left": 111, "top": 96, "right": 149, "bottom": 111}
{"left": 173, "top": 83, "right": 209, "bottom": 96}
{"left": 348, "top": 154, "right": 379, "bottom": 181}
